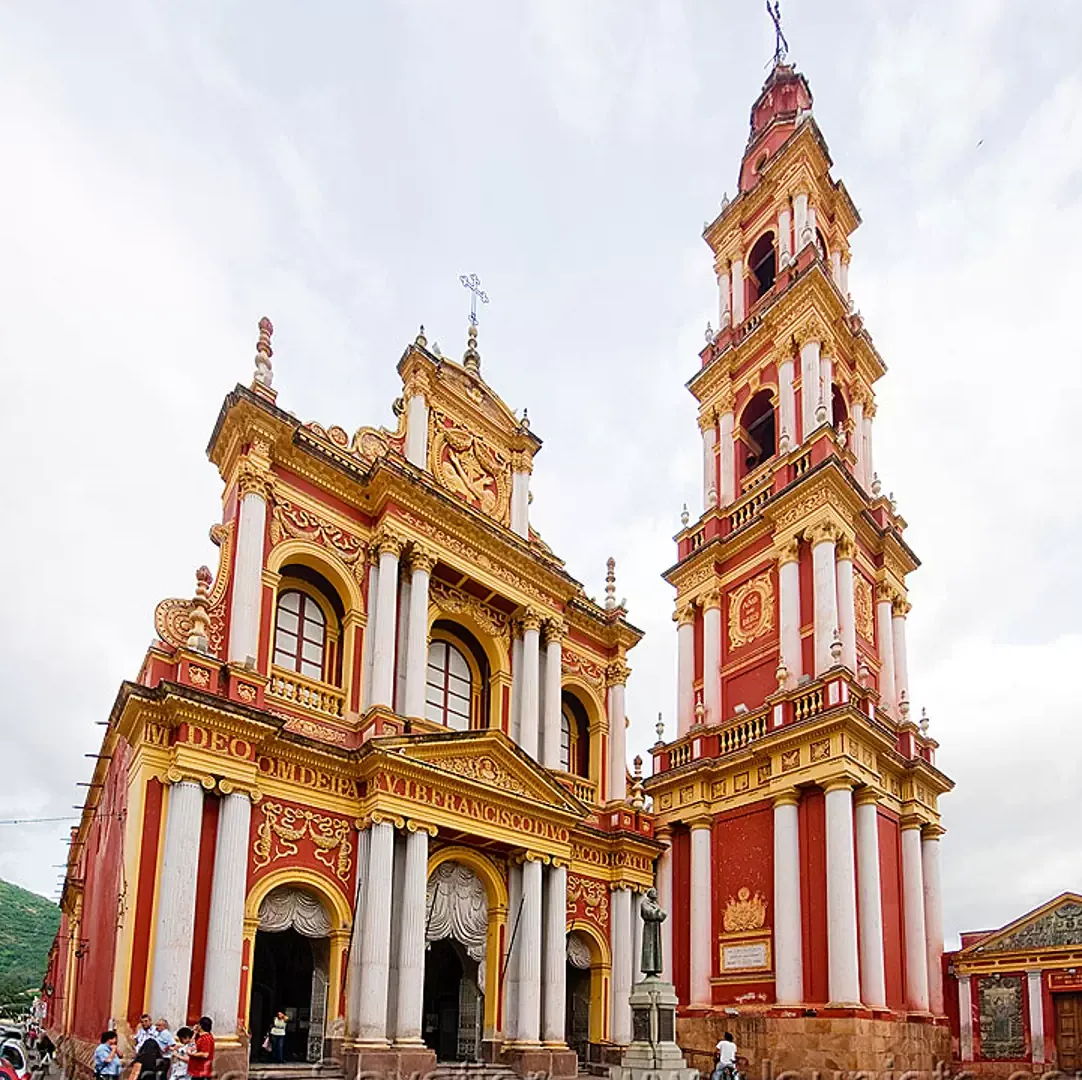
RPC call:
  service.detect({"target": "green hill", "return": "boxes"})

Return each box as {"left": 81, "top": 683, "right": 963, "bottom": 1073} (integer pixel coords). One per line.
{"left": 0, "top": 880, "right": 61, "bottom": 1010}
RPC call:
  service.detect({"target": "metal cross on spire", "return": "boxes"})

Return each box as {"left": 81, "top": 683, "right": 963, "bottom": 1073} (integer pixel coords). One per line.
{"left": 766, "top": 0, "right": 789, "bottom": 65}
{"left": 459, "top": 273, "right": 489, "bottom": 327}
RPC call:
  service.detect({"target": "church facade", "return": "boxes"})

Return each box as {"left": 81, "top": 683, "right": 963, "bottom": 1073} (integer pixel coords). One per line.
{"left": 48, "top": 57, "right": 957, "bottom": 1080}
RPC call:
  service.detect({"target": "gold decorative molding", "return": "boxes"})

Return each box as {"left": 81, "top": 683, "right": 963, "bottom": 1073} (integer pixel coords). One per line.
{"left": 436, "top": 754, "right": 529, "bottom": 796}
{"left": 429, "top": 579, "right": 510, "bottom": 640}
{"left": 605, "top": 659, "right": 631, "bottom": 688}
{"left": 270, "top": 495, "right": 367, "bottom": 579}
{"left": 854, "top": 575, "right": 875, "bottom": 640}
{"left": 727, "top": 571, "right": 775, "bottom": 650}
{"left": 722, "top": 887, "right": 767, "bottom": 933}
{"left": 543, "top": 617, "right": 567, "bottom": 645}
{"left": 521, "top": 608, "right": 543, "bottom": 633}
{"left": 408, "top": 543, "right": 438, "bottom": 575}
{"left": 428, "top": 407, "right": 511, "bottom": 525}
{"left": 252, "top": 801, "right": 353, "bottom": 882}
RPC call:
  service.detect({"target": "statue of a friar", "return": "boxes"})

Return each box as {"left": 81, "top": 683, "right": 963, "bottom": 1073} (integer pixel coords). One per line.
{"left": 639, "top": 887, "right": 667, "bottom": 977}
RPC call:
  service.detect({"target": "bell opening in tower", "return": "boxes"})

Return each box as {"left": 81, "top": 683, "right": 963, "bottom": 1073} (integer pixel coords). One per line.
{"left": 749, "top": 231, "right": 777, "bottom": 304}
{"left": 741, "top": 389, "right": 777, "bottom": 474}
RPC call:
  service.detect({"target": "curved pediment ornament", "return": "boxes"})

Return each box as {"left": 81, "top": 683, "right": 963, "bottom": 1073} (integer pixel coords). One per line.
{"left": 270, "top": 495, "right": 367, "bottom": 580}
{"left": 430, "top": 579, "right": 510, "bottom": 640}
{"left": 428, "top": 408, "right": 511, "bottom": 525}
{"left": 973, "top": 900, "right": 1082, "bottom": 953}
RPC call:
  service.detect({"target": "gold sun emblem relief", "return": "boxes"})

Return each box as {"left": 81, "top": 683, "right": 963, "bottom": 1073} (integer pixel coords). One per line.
{"left": 723, "top": 887, "right": 768, "bottom": 933}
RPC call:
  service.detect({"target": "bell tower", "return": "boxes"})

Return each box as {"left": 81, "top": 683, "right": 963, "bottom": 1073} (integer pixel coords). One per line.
{"left": 646, "top": 57, "right": 954, "bottom": 1069}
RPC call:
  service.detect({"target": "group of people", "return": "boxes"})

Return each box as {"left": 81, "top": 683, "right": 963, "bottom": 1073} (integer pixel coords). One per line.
{"left": 93, "top": 1015, "right": 214, "bottom": 1080}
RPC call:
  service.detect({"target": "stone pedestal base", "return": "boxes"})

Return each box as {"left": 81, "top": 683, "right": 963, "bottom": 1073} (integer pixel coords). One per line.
{"left": 341, "top": 1043, "right": 437, "bottom": 1080}
{"left": 212, "top": 1037, "right": 249, "bottom": 1080}
{"left": 500, "top": 1044, "right": 579, "bottom": 1078}
{"left": 612, "top": 979, "right": 699, "bottom": 1080}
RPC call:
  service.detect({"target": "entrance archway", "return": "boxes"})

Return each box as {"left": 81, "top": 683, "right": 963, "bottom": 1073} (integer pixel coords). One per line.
{"left": 249, "top": 886, "right": 333, "bottom": 1063}
{"left": 565, "top": 931, "right": 592, "bottom": 1060}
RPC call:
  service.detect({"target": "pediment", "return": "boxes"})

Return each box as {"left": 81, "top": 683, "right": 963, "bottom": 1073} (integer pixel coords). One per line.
{"left": 377, "top": 729, "right": 585, "bottom": 817}
{"left": 964, "top": 893, "right": 1082, "bottom": 956}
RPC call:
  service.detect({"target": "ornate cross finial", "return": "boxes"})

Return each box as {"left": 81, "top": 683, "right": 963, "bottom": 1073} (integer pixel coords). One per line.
{"left": 604, "top": 557, "right": 617, "bottom": 610}
{"left": 253, "top": 316, "right": 274, "bottom": 389}
{"left": 766, "top": 0, "right": 789, "bottom": 65}
{"left": 459, "top": 272, "right": 489, "bottom": 327}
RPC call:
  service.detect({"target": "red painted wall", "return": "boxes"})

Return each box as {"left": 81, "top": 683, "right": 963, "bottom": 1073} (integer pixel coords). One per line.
{"left": 672, "top": 827, "right": 691, "bottom": 1006}
{"left": 127, "top": 778, "right": 164, "bottom": 1025}
{"left": 186, "top": 796, "right": 220, "bottom": 1025}
{"left": 722, "top": 655, "right": 779, "bottom": 719}
{"left": 877, "top": 808, "right": 907, "bottom": 1010}
{"left": 799, "top": 788, "right": 828, "bottom": 1004}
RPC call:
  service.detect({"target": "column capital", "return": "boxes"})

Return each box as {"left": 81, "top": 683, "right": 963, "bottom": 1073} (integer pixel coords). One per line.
{"left": 697, "top": 407, "right": 718, "bottom": 432}
{"left": 605, "top": 658, "right": 631, "bottom": 687}
{"left": 217, "top": 779, "right": 261, "bottom": 802}
{"left": 521, "top": 608, "right": 543, "bottom": 633}
{"left": 821, "top": 775, "right": 854, "bottom": 795}
{"left": 773, "top": 790, "right": 801, "bottom": 809}
{"left": 922, "top": 823, "right": 947, "bottom": 841}
{"left": 375, "top": 527, "right": 406, "bottom": 557}
{"left": 407, "top": 543, "right": 437, "bottom": 574}
{"left": 875, "top": 581, "right": 898, "bottom": 605}
{"left": 511, "top": 448, "right": 534, "bottom": 474}
{"left": 514, "top": 849, "right": 551, "bottom": 865}
{"left": 892, "top": 596, "right": 912, "bottom": 617}
{"left": 404, "top": 818, "right": 438, "bottom": 837}
{"left": 542, "top": 617, "right": 567, "bottom": 645}
{"left": 236, "top": 457, "right": 272, "bottom": 500}
{"left": 835, "top": 533, "right": 857, "bottom": 561}
{"left": 899, "top": 813, "right": 925, "bottom": 832}
{"left": 654, "top": 825, "right": 673, "bottom": 843}
{"left": 701, "top": 588, "right": 722, "bottom": 612}
{"left": 806, "top": 519, "right": 842, "bottom": 548}
{"left": 687, "top": 815, "right": 713, "bottom": 831}
{"left": 402, "top": 368, "right": 431, "bottom": 399}
{"left": 165, "top": 769, "right": 217, "bottom": 791}
{"left": 853, "top": 786, "right": 880, "bottom": 808}
{"left": 673, "top": 601, "right": 696, "bottom": 626}
{"left": 775, "top": 536, "right": 800, "bottom": 565}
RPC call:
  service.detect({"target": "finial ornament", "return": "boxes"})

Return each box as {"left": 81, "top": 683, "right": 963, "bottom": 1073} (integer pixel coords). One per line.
{"left": 778, "top": 427, "right": 791, "bottom": 454}
{"left": 899, "top": 690, "right": 911, "bottom": 722}
{"left": 815, "top": 397, "right": 828, "bottom": 426}
{"left": 604, "top": 557, "right": 617, "bottom": 610}
{"left": 920, "top": 707, "right": 930, "bottom": 736}
{"left": 694, "top": 697, "right": 705, "bottom": 725}
{"left": 520, "top": 407, "right": 530, "bottom": 430}
{"left": 655, "top": 712, "right": 665, "bottom": 745}
{"left": 705, "top": 321, "right": 714, "bottom": 344}
{"left": 766, "top": 0, "right": 789, "bottom": 66}
{"left": 680, "top": 503, "right": 690, "bottom": 527}
{"left": 459, "top": 272, "right": 489, "bottom": 327}
{"left": 253, "top": 316, "right": 274, "bottom": 389}
{"left": 188, "top": 565, "right": 212, "bottom": 652}
{"left": 415, "top": 324, "right": 427, "bottom": 348}
{"left": 463, "top": 323, "right": 481, "bottom": 375}
{"left": 830, "top": 628, "right": 843, "bottom": 664}
{"left": 775, "top": 663, "right": 788, "bottom": 691}
{"left": 871, "top": 472, "right": 882, "bottom": 497}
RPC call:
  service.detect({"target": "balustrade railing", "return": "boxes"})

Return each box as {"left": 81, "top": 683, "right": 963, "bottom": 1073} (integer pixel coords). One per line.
{"left": 267, "top": 666, "right": 346, "bottom": 719}
{"left": 728, "top": 484, "right": 772, "bottom": 531}
{"left": 793, "top": 684, "right": 824, "bottom": 722}
{"left": 718, "top": 711, "right": 768, "bottom": 754}
{"left": 669, "top": 742, "right": 693, "bottom": 769}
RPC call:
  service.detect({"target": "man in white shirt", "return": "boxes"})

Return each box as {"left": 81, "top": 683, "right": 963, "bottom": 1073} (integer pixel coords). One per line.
{"left": 134, "top": 1015, "right": 154, "bottom": 1051}
{"left": 713, "top": 1032, "right": 737, "bottom": 1080}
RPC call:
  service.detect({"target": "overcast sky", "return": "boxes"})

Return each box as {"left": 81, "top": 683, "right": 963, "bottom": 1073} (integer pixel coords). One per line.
{"left": 1, "top": 0, "right": 1079, "bottom": 947}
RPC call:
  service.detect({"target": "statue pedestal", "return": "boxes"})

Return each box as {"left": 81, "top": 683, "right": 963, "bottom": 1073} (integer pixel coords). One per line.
{"left": 610, "top": 976, "right": 698, "bottom": 1080}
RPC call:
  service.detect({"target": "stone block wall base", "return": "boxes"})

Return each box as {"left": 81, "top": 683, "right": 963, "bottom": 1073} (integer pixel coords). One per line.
{"left": 501, "top": 1045, "right": 579, "bottom": 1078}
{"left": 213, "top": 1040, "right": 250, "bottom": 1080}
{"left": 342, "top": 1045, "right": 437, "bottom": 1080}
{"left": 676, "top": 1013, "right": 952, "bottom": 1079}
{"left": 949, "top": 1062, "right": 1050, "bottom": 1079}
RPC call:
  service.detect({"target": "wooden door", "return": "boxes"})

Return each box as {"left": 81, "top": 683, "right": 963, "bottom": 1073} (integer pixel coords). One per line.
{"left": 1055, "top": 993, "right": 1082, "bottom": 1072}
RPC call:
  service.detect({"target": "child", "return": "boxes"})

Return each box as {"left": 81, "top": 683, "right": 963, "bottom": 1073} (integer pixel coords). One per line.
{"left": 169, "top": 1028, "right": 194, "bottom": 1080}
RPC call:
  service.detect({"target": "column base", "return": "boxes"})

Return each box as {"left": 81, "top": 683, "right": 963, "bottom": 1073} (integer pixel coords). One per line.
{"left": 342, "top": 1044, "right": 436, "bottom": 1080}
{"left": 501, "top": 1044, "right": 579, "bottom": 1078}
{"left": 211, "top": 1036, "right": 250, "bottom": 1080}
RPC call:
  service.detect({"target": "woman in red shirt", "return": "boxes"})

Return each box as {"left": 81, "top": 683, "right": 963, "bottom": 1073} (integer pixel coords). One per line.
{"left": 186, "top": 1018, "right": 214, "bottom": 1080}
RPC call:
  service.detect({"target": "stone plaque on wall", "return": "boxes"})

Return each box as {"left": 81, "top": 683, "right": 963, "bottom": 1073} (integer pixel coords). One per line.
{"left": 721, "top": 941, "right": 769, "bottom": 971}
{"left": 978, "top": 976, "right": 1024, "bottom": 1059}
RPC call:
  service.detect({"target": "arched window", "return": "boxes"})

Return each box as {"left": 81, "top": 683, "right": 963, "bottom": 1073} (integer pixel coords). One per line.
{"left": 425, "top": 640, "right": 472, "bottom": 730}
{"left": 741, "top": 389, "right": 776, "bottom": 473}
{"left": 832, "top": 385, "right": 849, "bottom": 432}
{"left": 815, "top": 228, "right": 828, "bottom": 262}
{"left": 560, "top": 706, "right": 573, "bottom": 771}
{"left": 561, "top": 692, "right": 590, "bottom": 778}
{"left": 748, "top": 232, "right": 776, "bottom": 304}
{"left": 273, "top": 590, "right": 326, "bottom": 680}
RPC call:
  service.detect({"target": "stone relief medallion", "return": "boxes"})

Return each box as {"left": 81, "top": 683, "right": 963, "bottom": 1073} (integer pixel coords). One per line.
{"left": 978, "top": 976, "right": 1025, "bottom": 1059}
{"left": 854, "top": 574, "right": 875, "bottom": 640}
{"left": 727, "top": 571, "right": 775, "bottom": 650}
{"left": 723, "top": 887, "right": 768, "bottom": 933}
{"left": 429, "top": 409, "right": 511, "bottom": 524}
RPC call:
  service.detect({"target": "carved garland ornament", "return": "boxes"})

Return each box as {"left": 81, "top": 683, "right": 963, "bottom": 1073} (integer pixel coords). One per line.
{"left": 153, "top": 522, "right": 234, "bottom": 655}
{"left": 562, "top": 648, "right": 606, "bottom": 689}
{"left": 428, "top": 408, "right": 511, "bottom": 524}
{"left": 252, "top": 801, "right": 353, "bottom": 882}
{"left": 727, "top": 571, "right": 775, "bottom": 650}
{"left": 567, "top": 873, "right": 609, "bottom": 929}
{"left": 854, "top": 574, "right": 875, "bottom": 641}
{"left": 429, "top": 579, "right": 510, "bottom": 640}
{"left": 270, "top": 496, "right": 367, "bottom": 581}
{"left": 722, "top": 887, "right": 768, "bottom": 933}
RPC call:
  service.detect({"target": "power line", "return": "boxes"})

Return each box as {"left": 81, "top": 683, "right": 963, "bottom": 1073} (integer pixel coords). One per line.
{"left": 0, "top": 816, "right": 81, "bottom": 826}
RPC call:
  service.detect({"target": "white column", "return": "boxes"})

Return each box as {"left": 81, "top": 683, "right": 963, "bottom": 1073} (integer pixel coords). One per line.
{"left": 403, "top": 549, "right": 433, "bottom": 720}
{"left": 923, "top": 827, "right": 946, "bottom": 1016}
{"left": 516, "top": 857, "right": 543, "bottom": 1044}
{"left": 718, "top": 268, "right": 732, "bottom": 329}
{"left": 892, "top": 601, "right": 911, "bottom": 714}
{"left": 876, "top": 588, "right": 897, "bottom": 717}
{"left": 731, "top": 258, "right": 745, "bottom": 325}
{"left": 393, "top": 574, "right": 411, "bottom": 713}
{"left": 807, "top": 205, "right": 818, "bottom": 250}
{"left": 542, "top": 863, "right": 568, "bottom": 1045}
{"left": 773, "top": 794, "right": 804, "bottom": 1005}
{"left": 841, "top": 257, "right": 850, "bottom": 301}
{"left": 820, "top": 354, "right": 834, "bottom": 425}
{"left": 510, "top": 633, "right": 523, "bottom": 746}
{"left": 850, "top": 399, "right": 866, "bottom": 487}
{"left": 201, "top": 790, "right": 252, "bottom": 1035}
{"left": 778, "top": 208, "right": 792, "bottom": 266}
{"left": 863, "top": 410, "right": 875, "bottom": 487}
{"left": 405, "top": 392, "right": 428, "bottom": 468}
{"left": 357, "top": 820, "right": 395, "bottom": 1043}
{"left": 778, "top": 357, "right": 796, "bottom": 451}
{"left": 370, "top": 535, "right": 402, "bottom": 709}
{"left": 345, "top": 827, "right": 371, "bottom": 1038}
{"left": 520, "top": 613, "right": 541, "bottom": 759}
{"left": 778, "top": 541, "right": 802, "bottom": 687}
{"left": 542, "top": 622, "right": 564, "bottom": 769}
{"left": 675, "top": 605, "right": 696, "bottom": 737}
{"left": 958, "top": 976, "right": 974, "bottom": 1061}
{"left": 810, "top": 524, "right": 839, "bottom": 676}
{"left": 689, "top": 821, "right": 712, "bottom": 1007}
{"left": 700, "top": 413, "right": 717, "bottom": 510}
{"left": 718, "top": 410, "right": 735, "bottom": 508}
{"left": 831, "top": 250, "right": 843, "bottom": 291}
{"left": 227, "top": 483, "right": 267, "bottom": 664}
{"left": 631, "top": 891, "right": 644, "bottom": 986}
{"left": 393, "top": 826, "right": 429, "bottom": 1043}
{"left": 800, "top": 339, "right": 821, "bottom": 441}
{"left": 835, "top": 538, "right": 858, "bottom": 673}
{"left": 511, "top": 465, "right": 530, "bottom": 538}
{"left": 793, "top": 193, "right": 809, "bottom": 251}
{"left": 656, "top": 836, "right": 674, "bottom": 984}
{"left": 702, "top": 592, "right": 721, "bottom": 724}
{"left": 1027, "top": 970, "right": 1046, "bottom": 1064}
{"left": 607, "top": 666, "right": 628, "bottom": 801}
{"left": 148, "top": 780, "right": 204, "bottom": 1023}
{"left": 610, "top": 886, "right": 633, "bottom": 1044}
{"left": 824, "top": 781, "right": 861, "bottom": 1005}
{"left": 901, "top": 820, "right": 930, "bottom": 1011}
{"left": 855, "top": 792, "right": 886, "bottom": 1009}
{"left": 505, "top": 862, "right": 522, "bottom": 1041}
{"left": 361, "top": 557, "right": 379, "bottom": 711}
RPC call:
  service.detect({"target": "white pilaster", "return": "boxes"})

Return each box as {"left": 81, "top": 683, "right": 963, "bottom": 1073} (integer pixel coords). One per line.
{"left": 810, "top": 524, "right": 840, "bottom": 676}
{"left": 855, "top": 792, "right": 886, "bottom": 1009}
{"left": 824, "top": 781, "right": 861, "bottom": 1006}
{"left": 958, "top": 976, "right": 974, "bottom": 1061}
{"left": 393, "top": 826, "right": 429, "bottom": 1043}
{"left": 876, "top": 589, "right": 897, "bottom": 717}
{"left": 201, "top": 790, "right": 252, "bottom": 1034}
{"left": 607, "top": 667, "right": 628, "bottom": 802}
{"left": 850, "top": 399, "right": 866, "bottom": 488}
{"left": 718, "top": 410, "right": 736, "bottom": 508}
{"left": 675, "top": 605, "right": 696, "bottom": 737}
{"left": 820, "top": 354, "right": 834, "bottom": 425}
{"left": 345, "top": 826, "right": 371, "bottom": 1038}
{"left": 799, "top": 339, "right": 821, "bottom": 442}
{"left": 1027, "top": 970, "right": 1046, "bottom": 1064}
{"left": 700, "top": 414, "right": 717, "bottom": 510}
{"left": 806, "top": 205, "right": 818, "bottom": 250}
{"left": 718, "top": 268, "right": 732, "bottom": 329}
{"left": 689, "top": 821, "right": 712, "bottom": 1007}
{"left": 702, "top": 593, "right": 721, "bottom": 725}
{"left": 836, "top": 539, "right": 858, "bottom": 673}
{"left": 542, "top": 622, "right": 564, "bottom": 769}
{"left": 773, "top": 794, "right": 804, "bottom": 1005}
{"left": 405, "top": 392, "right": 429, "bottom": 469}
{"left": 542, "top": 864, "right": 568, "bottom": 1045}
{"left": 923, "top": 828, "right": 946, "bottom": 1016}
{"left": 228, "top": 486, "right": 267, "bottom": 664}
{"left": 778, "top": 208, "right": 792, "bottom": 265}
{"left": 901, "top": 821, "right": 929, "bottom": 1012}
{"left": 511, "top": 469, "right": 530, "bottom": 538}
{"left": 892, "top": 602, "right": 911, "bottom": 715}
{"left": 778, "top": 357, "right": 796, "bottom": 450}
{"left": 841, "top": 257, "right": 850, "bottom": 301}
{"left": 863, "top": 412, "right": 875, "bottom": 486}
{"left": 831, "top": 250, "right": 843, "bottom": 291}
{"left": 731, "top": 258, "right": 745, "bottom": 326}
{"left": 403, "top": 549, "right": 433, "bottom": 720}
{"left": 505, "top": 862, "right": 522, "bottom": 1041}
{"left": 370, "top": 535, "right": 402, "bottom": 709}
{"left": 516, "top": 857, "right": 543, "bottom": 1044}
{"left": 793, "top": 193, "right": 808, "bottom": 251}
{"left": 778, "top": 542, "right": 802, "bottom": 687}
{"left": 610, "top": 886, "right": 633, "bottom": 1044}
{"left": 361, "top": 557, "right": 379, "bottom": 711}
{"left": 656, "top": 836, "right": 674, "bottom": 984}
{"left": 393, "top": 574, "right": 411, "bottom": 713}
{"left": 510, "top": 633, "right": 523, "bottom": 746}
{"left": 357, "top": 820, "right": 395, "bottom": 1043}
{"left": 148, "top": 780, "right": 204, "bottom": 1024}
{"left": 520, "top": 613, "right": 541, "bottom": 759}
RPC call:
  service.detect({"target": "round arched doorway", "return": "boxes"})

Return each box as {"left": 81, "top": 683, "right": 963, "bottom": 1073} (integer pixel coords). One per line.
{"left": 249, "top": 886, "right": 332, "bottom": 1064}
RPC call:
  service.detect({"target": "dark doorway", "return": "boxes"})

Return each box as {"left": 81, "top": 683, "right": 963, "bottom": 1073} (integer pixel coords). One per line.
{"left": 422, "top": 939, "right": 482, "bottom": 1062}
{"left": 249, "top": 928, "right": 316, "bottom": 1063}
{"left": 565, "top": 964, "right": 591, "bottom": 1060}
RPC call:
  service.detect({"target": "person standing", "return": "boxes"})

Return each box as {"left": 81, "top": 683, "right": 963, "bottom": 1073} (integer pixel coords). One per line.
{"left": 186, "top": 1018, "right": 214, "bottom": 1080}
{"left": 270, "top": 1013, "right": 287, "bottom": 1064}
{"left": 93, "top": 1032, "right": 122, "bottom": 1080}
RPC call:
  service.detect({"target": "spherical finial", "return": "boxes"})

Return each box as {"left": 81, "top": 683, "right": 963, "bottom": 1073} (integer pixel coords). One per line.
{"left": 919, "top": 706, "right": 930, "bottom": 735}
{"left": 871, "top": 472, "right": 882, "bottom": 497}
{"left": 633, "top": 755, "right": 643, "bottom": 778}
{"left": 680, "top": 503, "right": 690, "bottom": 527}
{"left": 655, "top": 712, "right": 665, "bottom": 744}
{"left": 415, "top": 324, "right": 427, "bottom": 348}
{"left": 775, "top": 663, "right": 788, "bottom": 691}
{"left": 830, "top": 627, "right": 843, "bottom": 664}
{"left": 195, "top": 565, "right": 212, "bottom": 597}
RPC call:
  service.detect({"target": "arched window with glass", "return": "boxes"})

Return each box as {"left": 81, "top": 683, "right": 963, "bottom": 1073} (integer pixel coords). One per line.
{"left": 426, "top": 640, "right": 472, "bottom": 730}
{"left": 273, "top": 590, "right": 327, "bottom": 680}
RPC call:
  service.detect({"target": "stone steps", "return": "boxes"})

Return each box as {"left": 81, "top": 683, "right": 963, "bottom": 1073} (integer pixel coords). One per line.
{"left": 249, "top": 1065, "right": 345, "bottom": 1080}
{"left": 429, "top": 1065, "right": 517, "bottom": 1080}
